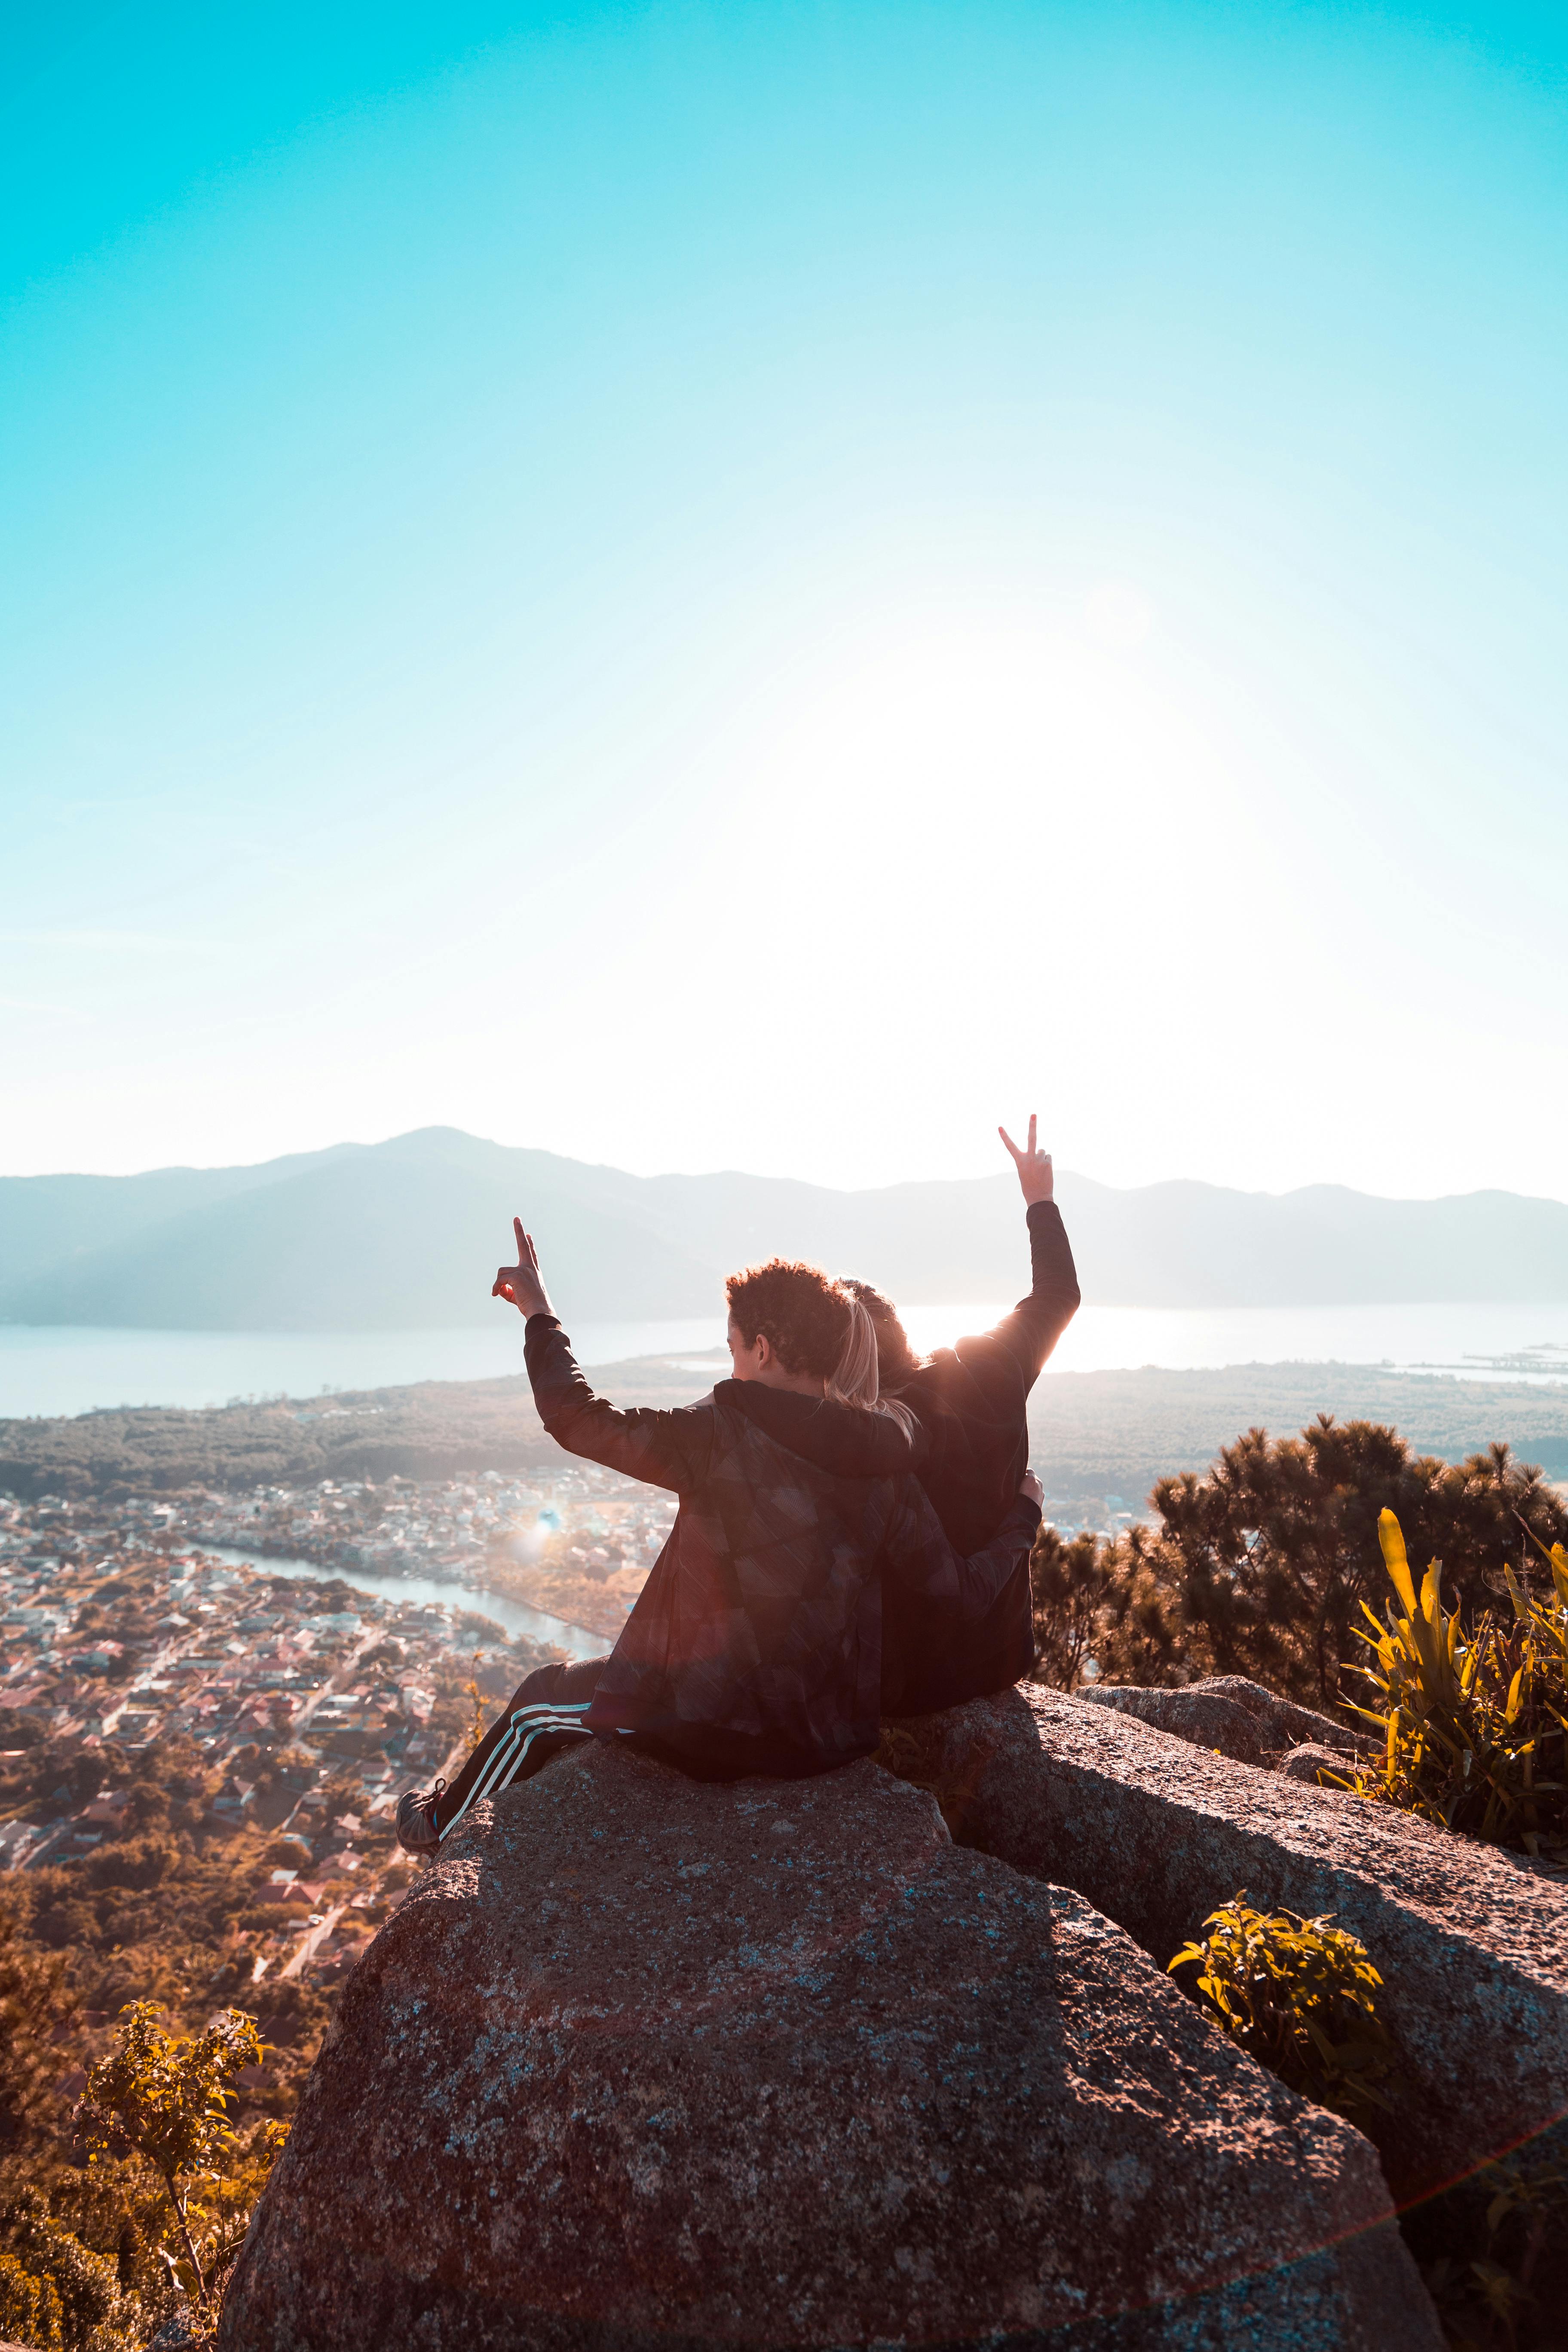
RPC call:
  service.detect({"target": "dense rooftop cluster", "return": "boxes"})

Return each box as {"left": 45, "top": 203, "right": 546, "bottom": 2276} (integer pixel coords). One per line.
{"left": 0, "top": 1487, "right": 568, "bottom": 1997}
{"left": 0, "top": 1464, "right": 686, "bottom": 1959}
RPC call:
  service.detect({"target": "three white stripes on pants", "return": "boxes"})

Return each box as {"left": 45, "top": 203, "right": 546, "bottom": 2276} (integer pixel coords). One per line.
{"left": 438, "top": 1701, "right": 593, "bottom": 1841}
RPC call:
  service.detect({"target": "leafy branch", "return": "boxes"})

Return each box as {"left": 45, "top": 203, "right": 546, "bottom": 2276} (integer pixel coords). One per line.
{"left": 77, "top": 2003, "right": 285, "bottom": 2321}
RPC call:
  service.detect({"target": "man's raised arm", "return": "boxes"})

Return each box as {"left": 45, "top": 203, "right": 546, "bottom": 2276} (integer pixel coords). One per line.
{"left": 494, "top": 1219, "right": 714, "bottom": 1493}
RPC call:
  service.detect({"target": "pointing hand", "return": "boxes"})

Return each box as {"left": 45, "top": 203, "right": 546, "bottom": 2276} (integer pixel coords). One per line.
{"left": 493, "top": 1218, "right": 554, "bottom": 1320}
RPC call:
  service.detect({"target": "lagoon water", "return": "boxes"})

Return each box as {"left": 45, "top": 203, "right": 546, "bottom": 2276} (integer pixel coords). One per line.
{"left": 0, "top": 1317, "right": 720, "bottom": 1420}
{"left": 3, "top": 1300, "right": 1568, "bottom": 1420}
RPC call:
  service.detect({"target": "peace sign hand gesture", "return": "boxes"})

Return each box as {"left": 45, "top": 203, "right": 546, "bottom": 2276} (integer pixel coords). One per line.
{"left": 998, "top": 1114, "right": 1054, "bottom": 1207}
{"left": 493, "top": 1218, "right": 554, "bottom": 1320}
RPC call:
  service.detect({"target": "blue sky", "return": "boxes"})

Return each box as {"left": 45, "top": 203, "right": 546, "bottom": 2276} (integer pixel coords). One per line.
{"left": 5, "top": 2, "right": 1567, "bottom": 1196}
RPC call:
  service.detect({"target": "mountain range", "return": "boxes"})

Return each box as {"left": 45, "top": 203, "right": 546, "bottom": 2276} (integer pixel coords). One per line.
{"left": 2, "top": 1127, "right": 1567, "bottom": 1330}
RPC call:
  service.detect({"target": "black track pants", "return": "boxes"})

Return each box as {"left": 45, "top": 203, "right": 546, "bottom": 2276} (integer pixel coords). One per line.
{"left": 433, "top": 1654, "right": 610, "bottom": 1842}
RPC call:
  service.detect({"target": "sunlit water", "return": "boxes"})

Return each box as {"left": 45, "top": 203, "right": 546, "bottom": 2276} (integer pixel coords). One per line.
{"left": 914, "top": 1299, "right": 1568, "bottom": 1384}
{"left": 3, "top": 1300, "right": 1568, "bottom": 1419}
{"left": 184, "top": 1544, "right": 604, "bottom": 1660}
{"left": 0, "top": 1319, "right": 718, "bottom": 1419}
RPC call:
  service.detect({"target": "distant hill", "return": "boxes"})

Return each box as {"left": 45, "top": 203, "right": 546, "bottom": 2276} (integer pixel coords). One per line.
{"left": 2, "top": 1126, "right": 1568, "bottom": 1329}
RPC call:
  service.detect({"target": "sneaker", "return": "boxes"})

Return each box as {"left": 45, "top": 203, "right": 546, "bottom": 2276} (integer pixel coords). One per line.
{"left": 395, "top": 1779, "right": 447, "bottom": 1856}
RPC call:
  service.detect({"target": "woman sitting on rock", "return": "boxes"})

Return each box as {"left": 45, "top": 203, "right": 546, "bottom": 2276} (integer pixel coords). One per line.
{"left": 846, "top": 1113, "right": 1081, "bottom": 1717}
{"left": 397, "top": 1223, "right": 1041, "bottom": 1853}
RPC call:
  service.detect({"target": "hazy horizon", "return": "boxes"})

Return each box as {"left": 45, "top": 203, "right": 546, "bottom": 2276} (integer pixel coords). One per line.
{"left": 8, "top": 1128, "right": 1568, "bottom": 1344}
{"left": 6, "top": 1123, "right": 1568, "bottom": 1210}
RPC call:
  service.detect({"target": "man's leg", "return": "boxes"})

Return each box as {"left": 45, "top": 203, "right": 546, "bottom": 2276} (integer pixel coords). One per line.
{"left": 396, "top": 1654, "right": 609, "bottom": 1853}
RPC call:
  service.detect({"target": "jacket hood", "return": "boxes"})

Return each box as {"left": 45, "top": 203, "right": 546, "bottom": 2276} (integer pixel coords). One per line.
{"left": 717, "top": 1380, "right": 917, "bottom": 1480}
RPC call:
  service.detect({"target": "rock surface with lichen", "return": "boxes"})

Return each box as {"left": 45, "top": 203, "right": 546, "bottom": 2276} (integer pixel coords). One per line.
{"left": 889, "top": 1684, "right": 1568, "bottom": 2216}
{"left": 219, "top": 1739, "right": 1438, "bottom": 2351}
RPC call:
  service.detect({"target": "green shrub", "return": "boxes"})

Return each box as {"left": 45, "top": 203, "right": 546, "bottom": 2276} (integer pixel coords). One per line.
{"left": 1341, "top": 1510, "right": 1568, "bottom": 1861}
{"left": 0, "top": 2245, "right": 64, "bottom": 2350}
{"left": 1028, "top": 1425, "right": 1568, "bottom": 1707}
{"left": 86, "top": 1836, "right": 175, "bottom": 1894}
{"left": 0, "top": 2192, "right": 132, "bottom": 2352}
{"left": 0, "top": 1906, "right": 76, "bottom": 2160}
{"left": 78, "top": 2003, "right": 285, "bottom": 2328}
{"left": 1144, "top": 1425, "right": 1565, "bottom": 1706}
{"left": 1167, "top": 1891, "right": 1396, "bottom": 2122}
{"left": 1029, "top": 1524, "right": 1185, "bottom": 1690}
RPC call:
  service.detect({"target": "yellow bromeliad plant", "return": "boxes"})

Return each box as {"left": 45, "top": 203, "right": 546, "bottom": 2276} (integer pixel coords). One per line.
{"left": 1341, "top": 1508, "right": 1568, "bottom": 1859}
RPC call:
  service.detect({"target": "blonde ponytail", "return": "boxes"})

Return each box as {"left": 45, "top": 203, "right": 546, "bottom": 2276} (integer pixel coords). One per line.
{"left": 827, "top": 1294, "right": 916, "bottom": 1440}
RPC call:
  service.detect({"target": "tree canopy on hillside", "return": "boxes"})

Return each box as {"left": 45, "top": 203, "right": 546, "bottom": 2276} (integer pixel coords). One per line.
{"left": 1032, "top": 1420, "right": 1568, "bottom": 1709}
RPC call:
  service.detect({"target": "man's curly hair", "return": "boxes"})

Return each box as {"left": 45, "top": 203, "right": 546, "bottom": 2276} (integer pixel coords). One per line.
{"left": 725, "top": 1259, "right": 851, "bottom": 1379}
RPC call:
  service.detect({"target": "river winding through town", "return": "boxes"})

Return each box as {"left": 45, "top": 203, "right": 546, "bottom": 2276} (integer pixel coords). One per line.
{"left": 184, "top": 1544, "right": 604, "bottom": 1659}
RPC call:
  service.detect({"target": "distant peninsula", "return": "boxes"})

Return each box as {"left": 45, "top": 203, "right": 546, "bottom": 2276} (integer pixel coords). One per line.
{"left": 3, "top": 1351, "right": 1564, "bottom": 1508}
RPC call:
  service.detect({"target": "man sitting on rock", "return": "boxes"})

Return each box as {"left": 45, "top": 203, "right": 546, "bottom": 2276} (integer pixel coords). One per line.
{"left": 846, "top": 1114, "right": 1080, "bottom": 1717}
{"left": 397, "top": 1226, "right": 1041, "bottom": 1853}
